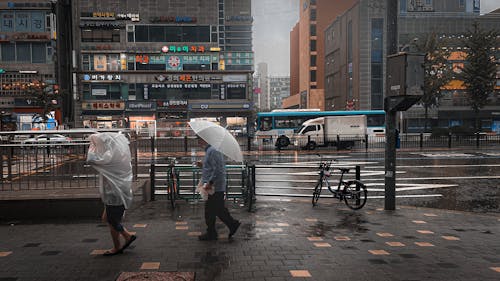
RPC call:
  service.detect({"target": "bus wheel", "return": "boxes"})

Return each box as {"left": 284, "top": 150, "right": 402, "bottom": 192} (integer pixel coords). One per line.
{"left": 276, "top": 136, "right": 290, "bottom": 148}
{"left": 306, "top": 141, "right": 316, "bottom": 150}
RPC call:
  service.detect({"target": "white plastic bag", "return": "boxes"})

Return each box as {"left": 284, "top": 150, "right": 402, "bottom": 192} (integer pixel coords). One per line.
{"left": 196, "top": 180, "right": 214, "bottom": 201}
{"left": 87, "top": 133, "right": 133, "bottom": 208}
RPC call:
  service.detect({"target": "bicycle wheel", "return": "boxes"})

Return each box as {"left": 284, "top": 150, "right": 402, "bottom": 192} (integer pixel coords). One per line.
{"left": 312, "top": 180, "right": 323, "bottom": 206}
{"left": 343, "top": 180, "right": 367, "bottom": 210}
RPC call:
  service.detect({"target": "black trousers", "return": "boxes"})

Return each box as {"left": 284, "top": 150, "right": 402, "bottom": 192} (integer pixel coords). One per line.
{"left": 205, "top": 191, "right": 237, "bottom": 235}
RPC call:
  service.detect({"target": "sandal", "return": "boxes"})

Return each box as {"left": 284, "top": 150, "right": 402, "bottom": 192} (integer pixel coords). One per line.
{"left": 120, "top": 235, "right": 137, "bottom": 251}
{"left": 102, "top": 249, "right": 123, "bottom": 256}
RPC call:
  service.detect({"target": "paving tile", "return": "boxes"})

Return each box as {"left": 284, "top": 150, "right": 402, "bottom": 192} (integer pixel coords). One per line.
{"left": 376, "top": 232, "right": 394, "bottom": 237}
{"left": 386, "top": 242, "right": 405, "bottom": 247}
{"left": 175, "top": 221, "right": 188, "bottom": 225}
{"left": 415, "top": 242, "right": 435, "bottom": 247}
{"left": 289, "top": 270, "right": 311, "bottom": 278}
{"left": 313, "top": 243, "right": 331, "bottom": 248}
{"left": 140, "top": 262, "right": 160, "bottom": 270}
{"left": 412, "top": 220, "right": 427, "bottom": 224}
{"left": 369, "top": 250, "right": 390, "bottom": 255}
{"left": 176, "top": 226, "right": 189, "bottom": 230}
{"left": 305, "top": 218, "right": 317, "bottom": 222}
{"left": 442, "top": 236, "right": 460, "bottom": 241}
{"left": 417, "top": 230, "right": 435, "bottom": 234}
{"left": 269, "top": 228, "right": 283, "bottom": 232}
{"left": 368, "top": 259, "right": 388, "bottom": 264}
{"left": 276, "top": 223, "right": 289, "bottom": 227}
{"left": 0, "top": 251, "right": 13, "bottom": 257}
{"left": 23, "top": 243, "right": 41, "bottom": 247}
{"left": 81, "top": 239, "right": 98, "bottom": 243}
{"left": 41, "top": 251, "right": 60, "bottom": 256}
{"left": 334, "top": 236, "right": 351, "bottom": 241}
{"left": 187, "top": 231, "right": 202, "bottom": 236}
{"left": 399, "top": 253, "right": 420, "bottom": 259}
{"left": 133, "top": 224, "right": 148, "bottom": 228}
{"left": 90, "top": 249, "right": 107, "bottom": 255}
{"left": 490, "top": 267, "right": 500, "bottom": 273}
{"left": 424, "top": 213, "right": 438, "bottom": 217}
{"left": 307, "top": 236, "right": 323, "bottom": 241}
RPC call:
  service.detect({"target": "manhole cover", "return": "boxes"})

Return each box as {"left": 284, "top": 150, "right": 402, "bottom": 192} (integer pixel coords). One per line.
{"left": 116, "top": 272, "right": 195, "bottom": 281}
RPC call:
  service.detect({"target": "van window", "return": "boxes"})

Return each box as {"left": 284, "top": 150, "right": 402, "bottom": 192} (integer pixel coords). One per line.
{"left": 303, "top": 125, "right": 317, "bottom": 133}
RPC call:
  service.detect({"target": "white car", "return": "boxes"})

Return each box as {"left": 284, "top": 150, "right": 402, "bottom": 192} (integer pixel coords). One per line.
{"left": 22, "top": 134, "right": 72, "bottom": 144}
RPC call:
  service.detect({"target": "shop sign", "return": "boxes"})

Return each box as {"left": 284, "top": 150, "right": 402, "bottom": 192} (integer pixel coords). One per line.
{"left": 12, "top": 33, "right": 50, "bottom": 41}
{"left": 164, "top": 74, "right": 221, "bottom": 82}
{"left": 116, "top": 13, "right": 140, "bottom": 21}
{"left": 190, "top": 103, "right": 252, "bottom": 110}
{"left": 80, "top": 12, "right": 116, "bottom": 18}
{"left": 150, "top": 16, "right": 197, "bottom": 23}
{"left": 126, "top": 101, "right": 156, "bottom": 111}
{"left": 84, "top": 74, "right": 121, "bottom": 81}
{"left": 156, "top": 100, "right": 188, "bottom": 110}
{"left": 82, "top": 101, "right": 125, "bottom": 111}
{"left": 226, "top": 83, "right": 246, "bottom": 89}
{"left": 225, "top": 15, "right": 253, "bottom": 22}
{"left": 161, "top": 45, "right": 206, "bottom": 53}
{"left": 96, "top": 116, "right": 113, "bottom": 121}
{"left": 223, "top": 75, "right": 247, "bottom": 82}
{"left": 81, "top": 23, "right": 123, "bottom": 29}
{"left": 151, "top": 83, "right": 211, "bottom": 89}
{"left": 92, "top": 89, "right": 107, "bottom": 96}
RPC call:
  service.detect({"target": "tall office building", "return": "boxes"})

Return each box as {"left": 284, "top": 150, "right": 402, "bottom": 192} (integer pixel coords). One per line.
{"left": 284, "top": 0, "right": 356, "bottom": 110}
{"left": 255, "top": 62, "right": 269, "bottom": 111}
{"left": 269, "top": 76, "right": 290, "bottom": 110}
{"left": 73, "top": 0, "right": 254, "bottom": 132}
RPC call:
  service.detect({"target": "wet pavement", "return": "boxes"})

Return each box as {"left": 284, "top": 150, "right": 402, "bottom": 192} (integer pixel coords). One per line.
{"left": 1, "top": 197, "right": 499, "bottom": 281}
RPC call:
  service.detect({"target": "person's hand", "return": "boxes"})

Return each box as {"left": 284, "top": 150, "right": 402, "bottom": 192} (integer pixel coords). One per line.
{"left": 195, "top": 161, "right": 203, "bottom": 168}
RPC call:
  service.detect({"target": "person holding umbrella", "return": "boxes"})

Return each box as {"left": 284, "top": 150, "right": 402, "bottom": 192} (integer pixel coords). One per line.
{"left": 87, "top": 132, "right": 137, "bottom": 255}
{"left": 189, "top": 121, "right": 242, "bottom": 241}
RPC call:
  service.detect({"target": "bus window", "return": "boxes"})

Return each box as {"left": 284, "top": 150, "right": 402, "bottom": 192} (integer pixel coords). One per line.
{"left": 275, "top": 116, "right": 309, "bottom": 129}
{"left": 367, "top": 115, "right": 385, "bottom": 127}
{"left": 259, "top": 117, "right": 272, "bottom": 131}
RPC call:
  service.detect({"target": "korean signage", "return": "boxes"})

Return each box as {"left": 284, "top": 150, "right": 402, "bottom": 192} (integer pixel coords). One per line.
{"left": 166, "top": 55, "right": 212, "bottom": 70}
{"left": 14, "top": 98, "right": 41, "bottom": 107}
{"left": 0, "top": 11, "right": 45, "bottom": 33}
{"left": 151, "top": 83, "right": 211, "bottom": 89}
{"left": 161, "top": 45, "right": 206, "bottom": 53}
{"left": 80, "top": 12, "right": 140, "bottom": 21}
{"left": 156, "top": 100, "right": 188, "bottom": 110}
{"left": 150, "top": 16, "right": 197, "bottom": 23}
{"left": 83, "top": 74, "right": 121, "bottom": 81}
{"left": 190, "top": 103, "right": 252, "bottom": 110}
{"left": 126, "top": 101, "right": 156, "bottom": 111}
{"left": 82, "top": 102, "right": 125, "bottom": 111}
{"left": 160, "top": 74, "right": 222, "bottom": 82}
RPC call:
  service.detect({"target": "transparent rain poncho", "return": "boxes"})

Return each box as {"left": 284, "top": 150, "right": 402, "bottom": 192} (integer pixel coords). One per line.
{"left": 86, "top": 133, "right": 133, "bottom": 209}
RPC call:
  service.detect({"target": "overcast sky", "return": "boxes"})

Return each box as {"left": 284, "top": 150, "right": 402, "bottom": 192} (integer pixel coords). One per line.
{"left": 252, "top": 0, "right": 500, "bottom": 76}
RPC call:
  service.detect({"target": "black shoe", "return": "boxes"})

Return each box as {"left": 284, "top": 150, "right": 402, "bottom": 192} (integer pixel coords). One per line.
{"left": 198, "top": 233, "right": 217, "bottom": 241}
{"left": 229, "top": 221, "right": 241, "bottom": 238}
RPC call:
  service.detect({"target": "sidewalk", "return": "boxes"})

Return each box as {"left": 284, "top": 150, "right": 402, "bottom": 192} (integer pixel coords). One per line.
{"left": 1, "top": 198, "right": 499, "bottom": 281}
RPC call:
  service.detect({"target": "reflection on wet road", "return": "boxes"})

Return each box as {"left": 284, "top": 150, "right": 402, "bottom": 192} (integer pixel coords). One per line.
{"left": 251, "top": 150, "right": 500, "bottom": 213}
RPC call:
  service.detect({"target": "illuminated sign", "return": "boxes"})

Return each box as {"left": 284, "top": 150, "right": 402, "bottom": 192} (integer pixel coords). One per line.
{"left": 162, "top": 45, "right": 206, "bottom": 53}
{"left": 156, "top": 100, "right": 188, "bottom": 110}
{"left": 83, "top": 74, "right": 121, "bottom": 81}
{"left": 80, "top": 12, "right": 139, "bottom": 21}
{"left": 162, "top": 74, "right": 222, "bottom": 82}
{"left": 151, "top": 83, "right": 211, "bottom": 89}
{"left": 150, "top": 16, "right": 197, "bottom": 23}
{"left": 82, "top": 102, "right": 125, "bottom": 111}
{"left": 126, "top": 101, "right": 156, "bottom": 111}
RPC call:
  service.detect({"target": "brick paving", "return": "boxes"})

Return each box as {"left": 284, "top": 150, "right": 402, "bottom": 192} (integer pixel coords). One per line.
{"left": 0, "top": 198, "right": 499, "bottom": 281}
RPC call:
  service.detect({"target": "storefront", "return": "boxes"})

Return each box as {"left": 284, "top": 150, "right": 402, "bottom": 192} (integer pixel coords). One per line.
{"left": 81, "top": 101, "right": 125, "bottom": 128}
{"left": 126, "top": 101, "right": 156, "bottom": 136}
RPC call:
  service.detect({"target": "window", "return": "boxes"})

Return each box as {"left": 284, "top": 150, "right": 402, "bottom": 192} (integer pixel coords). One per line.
{"left": 31, "top": 43, "right": 46, "bottom": 63}
{"left": 310, "top": 70, "right": 317, "bottom": 82}
{"left": 1, "top": 43, "right": 15, "bottom": 61}
{"left": 81, "top": 29, "right": 120, "bottom": 42}
{"left": 132, "top": 25, "right": 210, "bottom": 42}
{"left": 310, "top": 55, "right": 316, "bottom": 67}
{"left": 310, "top": 40, "right": 316, "bottom": 52}
{"left": 310, "top": 9, "right": 317, "bottom": 21}
{"left": 303, "top": 125, "right": 317, "bottom": 133}
{"left": 310, "top": 24, "right": 316, "bottom": 36}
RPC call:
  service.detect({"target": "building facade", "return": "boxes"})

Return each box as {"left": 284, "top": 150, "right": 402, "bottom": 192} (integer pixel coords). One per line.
{"left": 72, "top": 0, "right": 254, "bottom": 133}
{"left": 0, "top": 0, "right": 72, "bottom": 130}
{"left": 325, "top": 0, "right": 500, "bottom": 133}
{"left": 254, "top": 62, "right": 269, "bottom": 111}
{"left": 284, "top": 0, "right": 356, "bottom": 110}
{"left": 269, "top": 76, "right": 290, "bottom": 110}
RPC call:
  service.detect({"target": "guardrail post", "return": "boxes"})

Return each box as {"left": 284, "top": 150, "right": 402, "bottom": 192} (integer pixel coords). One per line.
{"left": 8, "top": 146, "right": 13, "bottom": 180}
{"left": 365, "top": 134, "right": 369, "bottom": 152}
{"left": 476, "top": 132, "right": 480, "bottom": 148}
{"left": 184, "top": 136, "right": 188, "bottom": 153}
{"left": 419, "top": 133, "right": 423, "bottom": 148}
{"left": 150, "top": 136, "right": 155, "bottom": 155}
{"left": 448, "top": 133, "right": 452, "bottom": 148}
{"left": 247, "top": 136, "right": 252, "bottom": 151}
{"left": 150, "top": 163, "right": 155, "bottom": 201}
{"left": 356, "top": 165, "right": 361, "bottom": 206}
{"left": 336, "top": 135, "right": 340, "bottom": 151}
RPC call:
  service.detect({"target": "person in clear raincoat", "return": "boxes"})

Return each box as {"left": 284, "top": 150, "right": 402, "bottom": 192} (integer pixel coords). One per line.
{"left": 87, "top": 132, "right": 137, "bottom": 256}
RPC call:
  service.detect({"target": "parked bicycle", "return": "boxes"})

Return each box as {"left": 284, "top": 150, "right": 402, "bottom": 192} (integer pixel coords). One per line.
{"left": 312, "top": 159, "right": 367, "bottom": 210}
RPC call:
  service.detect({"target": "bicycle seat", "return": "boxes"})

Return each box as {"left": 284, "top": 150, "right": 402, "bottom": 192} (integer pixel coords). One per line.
{"left": 339, "top": 167, "right": 350, "bottom": 173}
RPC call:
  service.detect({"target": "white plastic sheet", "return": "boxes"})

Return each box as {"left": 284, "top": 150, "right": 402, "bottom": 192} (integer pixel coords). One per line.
{"left": 87, "top": 133, "right": 133, "bottom": 209}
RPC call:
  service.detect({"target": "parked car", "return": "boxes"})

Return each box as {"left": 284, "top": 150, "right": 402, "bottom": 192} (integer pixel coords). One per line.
{"left": 22, "top": 134, "right": 72, "bottom": 144}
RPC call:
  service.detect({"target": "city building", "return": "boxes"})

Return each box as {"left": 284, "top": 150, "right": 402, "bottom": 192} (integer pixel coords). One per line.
{"left": 72, "top": 0, "right": 254, "bottom": 133}
{"left": 284, "top": 0, "right": 356, "bottom": 110}
{"left": 254, "top": 62, "right": 268, "bottom": 111}
{"left": 0, "top": 0, "right": 72, "bottom": 130}
{"left": 269, "top": 76, "right": 290, "bottom": 110}
{"left": 325, "top": 0, "right": 500, "bottom": 133}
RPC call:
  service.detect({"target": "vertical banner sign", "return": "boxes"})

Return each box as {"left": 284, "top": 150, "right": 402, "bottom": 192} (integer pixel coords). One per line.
{"left": 220, "top": 85, "right": 226, "bottom": 100}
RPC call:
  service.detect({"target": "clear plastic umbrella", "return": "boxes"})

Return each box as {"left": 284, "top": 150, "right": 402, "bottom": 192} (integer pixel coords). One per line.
{"left": 188, "top": 120, "right": 243, "bottom": 162}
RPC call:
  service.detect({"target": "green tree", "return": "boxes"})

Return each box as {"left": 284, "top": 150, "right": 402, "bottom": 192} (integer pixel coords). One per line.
{"left": 415, "top": 32, "right": 452, "bottom": 132}
{"left": 461, "top": 22, "right": 498, "bottom": 131}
